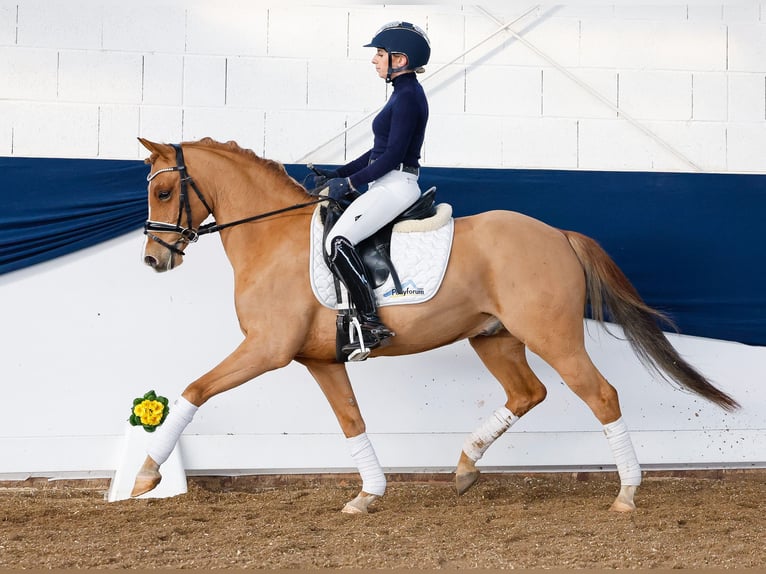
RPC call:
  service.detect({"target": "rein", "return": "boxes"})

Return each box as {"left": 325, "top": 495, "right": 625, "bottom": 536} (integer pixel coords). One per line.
{"left": 144, "top": 143, "right": 329, "bottom": 256}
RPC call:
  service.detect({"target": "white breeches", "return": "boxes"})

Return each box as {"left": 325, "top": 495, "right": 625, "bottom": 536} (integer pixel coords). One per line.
{"left": 324, "top": 170, "right": 421, "bottom": 254}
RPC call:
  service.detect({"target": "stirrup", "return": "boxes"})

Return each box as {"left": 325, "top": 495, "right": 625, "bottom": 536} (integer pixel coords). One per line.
{"left": 342, "top": 317, "right": 394, "bottom": 361}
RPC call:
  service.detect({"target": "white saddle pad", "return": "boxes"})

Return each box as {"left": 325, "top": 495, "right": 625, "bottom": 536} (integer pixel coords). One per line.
{"left": 310, "top": 203, "right": 454, "bottom": 309}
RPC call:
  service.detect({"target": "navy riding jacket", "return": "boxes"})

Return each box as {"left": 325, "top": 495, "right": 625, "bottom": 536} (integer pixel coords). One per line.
{"left": 336, "top": 72, "right": 428, "bottom": 190}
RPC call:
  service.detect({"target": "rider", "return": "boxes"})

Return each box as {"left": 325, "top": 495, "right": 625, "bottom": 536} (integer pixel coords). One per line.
{"left": 314, "top": 21, "right": 431, "bottom": 353}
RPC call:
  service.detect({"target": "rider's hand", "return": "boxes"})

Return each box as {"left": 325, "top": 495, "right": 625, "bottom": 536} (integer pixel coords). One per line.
{"left": 326, "top": 178, "right": 358, "bottom": 207}
{"left": 311, "top": 167, "right": 339, "bottom": 189}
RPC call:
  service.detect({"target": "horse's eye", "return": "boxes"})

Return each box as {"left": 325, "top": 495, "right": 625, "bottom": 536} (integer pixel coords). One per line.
{"left": 158, "top": 190, "right": 172, "bottom": 201}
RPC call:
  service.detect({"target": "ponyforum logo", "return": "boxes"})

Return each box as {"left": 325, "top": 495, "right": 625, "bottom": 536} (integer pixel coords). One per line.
{"left": 383, "top": 279, "right": 425, "bottom": 299}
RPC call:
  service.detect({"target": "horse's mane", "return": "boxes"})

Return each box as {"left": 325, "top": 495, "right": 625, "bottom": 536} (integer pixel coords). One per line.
{"left": 144, "top": 137, "right": 304, "bottom": 194}
{"left": 190, "top": 137, "right": 301, "bottom": 182}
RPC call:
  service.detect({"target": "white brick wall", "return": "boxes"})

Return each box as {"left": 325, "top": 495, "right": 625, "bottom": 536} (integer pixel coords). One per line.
{"left": 1, "top": 1, "right": 765, "bottom": 172}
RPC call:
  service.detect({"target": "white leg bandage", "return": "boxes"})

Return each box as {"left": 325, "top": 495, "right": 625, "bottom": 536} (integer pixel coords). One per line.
{"left": 603, "top": 416, "right": 642, "bottom": 486}
{"left": 347, "top": 432, "right": 386, "bottom": 496}
{"left": 146, "top": 396, "right": 198, "bottom": 465}
{"left": 463, "top": 406, "right": 519, "bottom": 462}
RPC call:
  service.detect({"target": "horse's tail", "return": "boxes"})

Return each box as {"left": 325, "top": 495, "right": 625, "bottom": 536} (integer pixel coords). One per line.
{"left": 563, "top": 230, "right": 739, "bottom": 412}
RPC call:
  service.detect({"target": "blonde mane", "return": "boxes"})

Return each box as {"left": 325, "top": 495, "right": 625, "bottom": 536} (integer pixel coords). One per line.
{"left": 183, "top": 137, "right": 306, "bottom": 193}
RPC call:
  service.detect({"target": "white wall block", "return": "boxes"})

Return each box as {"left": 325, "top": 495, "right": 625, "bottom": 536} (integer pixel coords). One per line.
{"left": 728, "top": 74, "right": 765, "bottom": 122}
{"left": 0, "top": 101, "right": 13, "bottom": 154}
{"left": 183, "top": 56, "right": 226, "bottom": 107}
{"left": 613, "top": 5, "right": 688, "bottom": 21}
{"left": 226, "top": 57, "right": 307, "bottom": 111}
{"left": 686, "top": 6, "right": 723, "bottom": 21}
{"left": 486, "top": 9, "right": 582, "bottom": 69}
{"left": 728, "top": 23, "right": 766, "bottom": 72}
{"left": 502, "top": 118, "right": 578, "bottom": 169}
{"left": 58, "top": 50, "right": 143, "bottom": 105}
{"left": 0, "top": 46, "right": 57, "bottom": 100}
{"left": 425, "top": 113, "right": 502, "bottom": 168}
{"left": 267, "top": 6, "right": 348, "bottom": 60}
{"left": 265, "top": 110, "right": 346, "bottom": 165}
{"left": 16, "top": 0, "right": 102, "bottom": 49}
{"left": 501, "top": 117, "right": 578, "bottom": 169}
{"left": 727, "top": 123, "right": 766, "bottom": 172}
{"left": 463, "top": 7, "right": 544, "bottom": 67}
{"left": 466, "top": 65, "right": 541, "bottom": 117}
{"left": 182, "top": 107, "right": 265, "bottom": 156}
{"left": 98, "top": 105, "right": 140, "bottom": 159}
{"left": 647, "top": 120, "right": 728, "bottom": 173}
{"left": 142, "top": 53, "right": 183, "bottom": 106}
{"left": 12, "top": 102, "right": 98, "bottom": 158}
{"left": 425, "top": 11, "right": 466, "bottom": 67}
{"left": 0, "top": 1, "right": 16, "bottom": 45}
{"left": 578, "top": 119, "right": 691, "bottom": 172}
{"left": 186, "top": 3, "right": 267, "bottom": 57}
{"left": 543, "top": 68, "right": 617, "bottom": 119}
{"left": 423, "top": 65, "right": 466, "bottom": 115}
{"left": 619, "top": 71, "right": 692, "bottom": 121}
{"left": 692, "top": 72, "right": 728, "bottom": 121}
{"left": 580, "top": 20, "right": 726, "bottom": 72}
{"left": 308, "top": 59, "right": 385, "bottom": 112}
{"left": 102, "top": 4, "right": 186, "bottom": 53}
{"left": 723, "top": 5, "right": 762, "bottom": 22}
{"left": 139, "top": 106, "right": 182, "bottom": 145}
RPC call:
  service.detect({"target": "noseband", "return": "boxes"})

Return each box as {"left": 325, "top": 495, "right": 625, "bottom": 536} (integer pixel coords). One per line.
{"left": 144, "top": 143, "right": 331, "bottom": 258}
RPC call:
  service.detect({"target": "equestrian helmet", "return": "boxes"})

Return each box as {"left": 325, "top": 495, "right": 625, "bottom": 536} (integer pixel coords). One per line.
{"left": 364, "top": 21, "right": 431, "bottom": 72}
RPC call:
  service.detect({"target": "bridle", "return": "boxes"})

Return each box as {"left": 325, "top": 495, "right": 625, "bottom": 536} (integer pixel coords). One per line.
{"left": 143, "top": 143, "right": 329, "bottom": 257}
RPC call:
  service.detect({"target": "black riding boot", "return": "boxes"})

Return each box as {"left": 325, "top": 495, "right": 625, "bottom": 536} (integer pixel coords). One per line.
{"left": 328, "top": 236, "right": 394, "bottom": 352}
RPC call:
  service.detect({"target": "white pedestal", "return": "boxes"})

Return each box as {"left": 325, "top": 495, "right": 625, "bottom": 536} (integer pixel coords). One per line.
{"left": 107, "top": 425, "right": 187, "bottom": 502}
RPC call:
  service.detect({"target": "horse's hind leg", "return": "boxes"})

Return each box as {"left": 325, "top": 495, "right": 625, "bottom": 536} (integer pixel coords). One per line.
{"left": 457, "top": 332, "right": 547, "bottom": 494}
{"left": 538, "top": 345, "right": 641, "bottom": 512}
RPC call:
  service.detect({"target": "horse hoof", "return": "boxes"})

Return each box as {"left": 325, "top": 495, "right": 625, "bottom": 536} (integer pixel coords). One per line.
{"left": 610, "top": 498, "right": 636, "bottom": 512}
{"left": 130, "top": 472, "right": 162, "bottom": 498}
{"left": 610, "top": 485, "right": 637, "bottom": 512}
{"left": 455, "top": 470, "right": 480, "bottom": 495}
{"left": 341, "top": 492, "right": 379, "bottom": 514}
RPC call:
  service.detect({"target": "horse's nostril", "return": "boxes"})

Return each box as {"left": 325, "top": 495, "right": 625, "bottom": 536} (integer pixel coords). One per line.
{"left": 144, "top": 255, "right": 158, "bottom": 268}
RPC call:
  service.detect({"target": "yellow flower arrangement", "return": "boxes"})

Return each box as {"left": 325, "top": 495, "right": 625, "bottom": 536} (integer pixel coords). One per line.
{"left": 128, "top": 390, "right": 169, "bottom": 432}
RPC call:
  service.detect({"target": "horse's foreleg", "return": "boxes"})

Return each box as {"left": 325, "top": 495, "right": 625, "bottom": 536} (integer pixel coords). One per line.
{"left": 458, "top": 334, "right": 548, "bottom": 495}
{"left": 130, "top": 338, "right": 291, "bottom": 498}
{"left": 302, "top": 359, "right": 384, "bottom": 514}
{"left": 130, "top": 395, "right": 198, "bottom": 497}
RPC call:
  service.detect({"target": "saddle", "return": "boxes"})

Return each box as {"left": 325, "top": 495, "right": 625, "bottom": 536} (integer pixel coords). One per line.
{"left": 317, "top": 186, "right": 449, "bottom": 362}
{"left": 321, "top": 186, "right": 438, "bottom": 293}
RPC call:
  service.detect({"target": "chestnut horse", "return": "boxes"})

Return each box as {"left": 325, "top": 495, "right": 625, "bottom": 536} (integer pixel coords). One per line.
{"left": 131, "top": 137, "right": 738, "bottom": 513}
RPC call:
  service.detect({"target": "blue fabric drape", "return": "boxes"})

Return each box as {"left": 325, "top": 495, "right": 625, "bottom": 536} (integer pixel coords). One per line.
{"left": 0, "top": 157, "right": 147, "bottom": 274}
{"left": 1, "top": 157, "right": 764, "bottom": 346}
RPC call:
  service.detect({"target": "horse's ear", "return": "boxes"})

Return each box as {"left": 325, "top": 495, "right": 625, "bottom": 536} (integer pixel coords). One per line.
{"left": 138, "top": 137, "right": 173, "bottom": 158}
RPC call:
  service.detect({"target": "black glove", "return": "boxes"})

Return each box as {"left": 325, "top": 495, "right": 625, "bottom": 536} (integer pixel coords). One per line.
{"left": 310, "top": 166, "right": 339, "bottom": 189}
{"left": 326, "top": 178, "right": 358, "bottom": 208}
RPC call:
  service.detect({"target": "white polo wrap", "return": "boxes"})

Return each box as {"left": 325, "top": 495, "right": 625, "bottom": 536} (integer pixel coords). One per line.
{"left": 463, "top": 406, "right": 519, "bottom": 462}
{"left": 346, "top": 432, "right": 386, "bottom": 496}
{"left": 146, "top": 396, "right": 198, "bottom": 465}
{"left": 603, "top": 416, "right": 642, "bottom": 486}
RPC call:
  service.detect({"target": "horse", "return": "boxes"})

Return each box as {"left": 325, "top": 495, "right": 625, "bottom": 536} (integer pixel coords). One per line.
{"left": 131, "top": 137, "right": 738, "bottom": 513}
